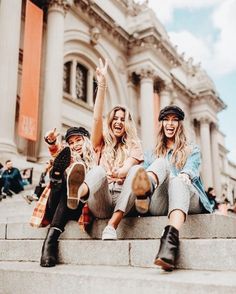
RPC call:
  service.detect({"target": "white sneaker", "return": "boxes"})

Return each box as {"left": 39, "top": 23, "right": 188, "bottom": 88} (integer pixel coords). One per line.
{"left": 102, "top": 225, "right": 117, "bottom": 240}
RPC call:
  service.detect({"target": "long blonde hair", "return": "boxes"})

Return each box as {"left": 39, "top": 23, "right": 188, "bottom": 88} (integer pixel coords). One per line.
{"left": 102, "top": 105, "right": 140, "bottom": 168}
{"left": 155, "top": 120, "right": 190, "bottom": 169}
{"left": 71, "top": 136, "right": 96, "bottom": 171}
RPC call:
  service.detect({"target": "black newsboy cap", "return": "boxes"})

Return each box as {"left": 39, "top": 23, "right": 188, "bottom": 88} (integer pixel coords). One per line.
{"left": 158, "top": 105, "right": 185, "bottom": 121}
{"left": 65, "top": 127, "right": 90, "bottom": 142}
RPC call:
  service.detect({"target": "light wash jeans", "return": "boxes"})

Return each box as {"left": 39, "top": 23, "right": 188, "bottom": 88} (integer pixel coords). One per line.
{"left": 146, "top": 158, "right": 202, "bottom": 216}
{"left": 85, "top": 165, "right": 140, "bottom": 219}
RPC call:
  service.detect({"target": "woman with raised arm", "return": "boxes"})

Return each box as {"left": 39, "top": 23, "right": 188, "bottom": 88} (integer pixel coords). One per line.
{"left": 91, "top": 59, "right": 144, "bottom": 239}
{"left": 66, "top": 58, "right": 144, "bottom": 239}
{"left": 30, "top": 126, "right": 96, "bottom": 267}
{"left": 131, "top": 105, "right": 213, "bottom": 271}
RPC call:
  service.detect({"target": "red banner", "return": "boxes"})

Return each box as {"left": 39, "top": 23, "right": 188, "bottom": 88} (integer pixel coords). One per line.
{"left": 18, "top": 0, "right": 43, "bottom": 141}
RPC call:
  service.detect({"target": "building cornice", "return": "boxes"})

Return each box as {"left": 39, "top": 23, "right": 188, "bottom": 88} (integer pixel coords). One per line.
{"left": 73, "top": 0, "right": 129, "bottom": 49}
{"left": 193, "top": 89, "right": 227, "bottom": 113}
{"left": 128, "top": 27, "right": 182, "bottom": 67}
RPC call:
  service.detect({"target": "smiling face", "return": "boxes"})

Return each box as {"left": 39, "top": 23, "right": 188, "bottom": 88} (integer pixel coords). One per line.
{"left": 162, "top": 114, "right": 179, "bottom": 141}
{"left": 111, "top": 109, "right": 126, "bottom": 138}
{"left": 67, "top": 135, "right": 84, "bottom": 155}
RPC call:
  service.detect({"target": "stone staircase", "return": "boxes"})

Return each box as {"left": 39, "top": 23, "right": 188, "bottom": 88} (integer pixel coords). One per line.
{"left": 0, "top": 194, "right": 236, "bottom": 293}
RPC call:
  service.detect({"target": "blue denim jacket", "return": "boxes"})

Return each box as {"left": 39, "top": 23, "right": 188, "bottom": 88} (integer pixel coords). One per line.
{"left": 143, "top": 145, "right": 213, "bottom": 213}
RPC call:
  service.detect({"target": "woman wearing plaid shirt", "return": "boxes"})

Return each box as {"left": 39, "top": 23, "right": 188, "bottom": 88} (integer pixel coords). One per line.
{"left": 31, "top": 126, "right": 96, "bottom": 267}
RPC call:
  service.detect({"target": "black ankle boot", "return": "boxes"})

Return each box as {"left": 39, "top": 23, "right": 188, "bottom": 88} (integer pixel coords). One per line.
{"left": 40, "top": 227, "right": 62, "bottom": 267}
{"left": 154, "top": 225, "right": 179, "bottom": 271}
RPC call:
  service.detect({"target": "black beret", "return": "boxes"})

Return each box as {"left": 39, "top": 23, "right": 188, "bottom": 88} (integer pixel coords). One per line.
{"left": 65, "top": 127, "right": 90, "bottom": 142}
{"left": 158, "top": 105, "right": 185, "bottom": 121}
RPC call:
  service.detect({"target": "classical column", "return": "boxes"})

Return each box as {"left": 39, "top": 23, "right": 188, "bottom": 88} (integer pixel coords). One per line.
{"left": 153, "top": 91, "right": 160, "bottom": 136}
{"left": 0, "top": 0, "right": 22, "bottom": 155}
{"left": 199, "top": 117, "right": 213, "bottom": 188}
{"left": 39, "top": 0, "right": 70, "bottom": 159}
{"left": 127, "top": 74, "right": 138, "bottom": 124}
{"left": 211, "top": 124, "right": 221, "bottom": 197}
{"left": 160, "top": 83, "right": 172, "bottom": 109}
{"left": 140, "top": 68, "right": 155, "bottom": 150}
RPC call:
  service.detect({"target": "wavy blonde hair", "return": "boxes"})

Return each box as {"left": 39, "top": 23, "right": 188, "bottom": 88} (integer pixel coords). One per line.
{"left": 155, "top": 120, "right": 190, "bottom": 169}
{"left": 71, "top": 136, "right": 96, "bottom": 171}
{"left": 102, "top": 105, "right": 140, "bottom": 168}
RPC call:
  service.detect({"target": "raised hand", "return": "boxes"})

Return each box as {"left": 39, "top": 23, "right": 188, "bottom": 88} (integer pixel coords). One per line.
{"left": 44, "top": 128, "right": 59, "bottom": 144}
{"left": 96, "top": 58, "right": 108, "bottom": 85}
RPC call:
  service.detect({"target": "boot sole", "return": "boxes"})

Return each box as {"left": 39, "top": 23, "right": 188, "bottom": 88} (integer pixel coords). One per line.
{"left": 67, "top": 163, "right": 85, "bottom": 210}
{"left": 132, "top": 168, "right": 151, "bottom": 213}
{"left": 154, "top": 257, "right": 174, "bottom": 271}
{"left": 50, "top": 147, "right": 71, "bottom": 181}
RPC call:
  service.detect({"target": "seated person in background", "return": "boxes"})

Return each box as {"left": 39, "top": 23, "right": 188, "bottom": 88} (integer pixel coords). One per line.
{"left": 21, "top": 169, "right": 31, "bottom": 186}
{"left": 1, "top": 160, "right": 24, "bottom": 196}
{"left": 24, "top": 160, "right": 52, "bottom": 204}
{"left": 206, "top": 187, "right": 219, "bottom": 211}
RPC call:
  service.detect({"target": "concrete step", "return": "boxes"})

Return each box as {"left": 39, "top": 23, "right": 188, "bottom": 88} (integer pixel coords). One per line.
{"left": 2, "top": 214, "right": 236, "bottom": 240}
{"left": 0, "top": 238, "right": 235, "bottom": 271}
{"left": 0, "top": 261, "right": 236, "bottom": 294}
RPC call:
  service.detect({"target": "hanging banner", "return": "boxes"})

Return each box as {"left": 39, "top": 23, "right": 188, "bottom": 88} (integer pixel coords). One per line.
{"left": 18, "top": 0, "right": 43, "bottom": 141}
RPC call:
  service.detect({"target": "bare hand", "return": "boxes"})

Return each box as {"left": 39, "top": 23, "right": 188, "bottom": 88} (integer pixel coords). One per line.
{"left": 96, "top": 58, "right": 108, "bottom": 84}
{"left": 44, "top": 128, "right": 59, "bottom": 144}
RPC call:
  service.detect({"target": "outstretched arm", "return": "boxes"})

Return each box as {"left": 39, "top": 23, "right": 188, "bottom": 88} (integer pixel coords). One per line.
{"left": 91, "top": 58, "right": 108, "bottom": 149}
{"left": 44, "top": 128, "right": 61, "bottom": 157}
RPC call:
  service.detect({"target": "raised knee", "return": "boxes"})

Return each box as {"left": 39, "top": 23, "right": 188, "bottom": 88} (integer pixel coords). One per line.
{"left": 93, "top": 166, "right": 107, "bottom": 180}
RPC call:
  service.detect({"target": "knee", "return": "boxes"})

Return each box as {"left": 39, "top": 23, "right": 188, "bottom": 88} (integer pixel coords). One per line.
{"left": 170, "top": 176, "right": 187, "bottom": 188}
{"left": 90, "top": 166, "right": 107, "bottom": 181}
{"left": 94, "top": 165, "right": 107, "bottom": 179}
{"left": 126, "top": 165, "right": 142, "bottom": 177}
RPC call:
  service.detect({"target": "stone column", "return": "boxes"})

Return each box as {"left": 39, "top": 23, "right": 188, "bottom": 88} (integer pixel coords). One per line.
{"left": 160, "top": 83, "right": 172, "bottom": 109}
{"left": 211, "top": 124, "right": 221, "bottom": 197}
{"left": 199, "top": 117, "right": 213, "bottom": 188}
{"left": 153, "top": 91, "right": 160, "bottom": 136}
{"left": 0, "top": 0, "right": 22, "bottom": 155}
{"left": 127, "top": 74, "right": 138, "bottom": 124}
{"left": 140, "top": 68, "right": 155, "bottom": 150}
{"left": 39, "top": 0, "right": 69, "bottom": 159}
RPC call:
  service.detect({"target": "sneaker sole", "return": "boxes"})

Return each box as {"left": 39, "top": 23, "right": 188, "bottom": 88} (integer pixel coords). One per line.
{"left": 67, "top": 163, "right": 85, "bottom": 210}
{"left": 154, "top": 257, "right": 174, "bottom": 271}
{"left": 132, "top": 168, "right": 151, "bottom": 213}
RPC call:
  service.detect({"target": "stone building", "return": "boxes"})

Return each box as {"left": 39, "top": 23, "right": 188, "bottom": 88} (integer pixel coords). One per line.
{"left": 0, "top": 0, "right": 235, "bottom": 203}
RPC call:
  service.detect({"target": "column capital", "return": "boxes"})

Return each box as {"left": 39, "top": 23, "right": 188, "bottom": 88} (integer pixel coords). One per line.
{"left": 140, "top": 68, "right": 155, "bottom": 80}
{"left": 199, "top": 116, "right": 211, "bottom": 125}
{"left": 47, "top": 0, "right": 70, "bottom": 14}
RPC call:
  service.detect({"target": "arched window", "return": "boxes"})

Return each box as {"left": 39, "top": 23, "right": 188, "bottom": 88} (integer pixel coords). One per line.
{"left": 76, "top": 63, "right": 88, "bottom": 102}
{"left": 63, "top": 61, "right": 71, "bottom": 94}
{"left": 63, "top": 59, "right": 102, "bottom": 107}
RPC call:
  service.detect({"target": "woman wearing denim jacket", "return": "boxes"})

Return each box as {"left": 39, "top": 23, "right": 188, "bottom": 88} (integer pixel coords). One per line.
{"left": 131, "top": 105, "right": 212, "bottom": 271}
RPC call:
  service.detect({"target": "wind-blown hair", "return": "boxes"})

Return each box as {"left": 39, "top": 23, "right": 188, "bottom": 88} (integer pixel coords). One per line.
{"left": 155, "top": 120, "right": 190, "bottom": 169}
{"left": 71, "top": 136, "right": 96, "bottom": 171}
{"left": 102, "top": 105, "right": 140, "bottom": 168}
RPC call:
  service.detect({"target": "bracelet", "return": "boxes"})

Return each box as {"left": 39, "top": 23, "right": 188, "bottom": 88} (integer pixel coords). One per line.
{"left": 44, "top": 137, "right": 57, "bottom": 145}
{"left": 97, "top": 81, "right": 107, "bottom": 89}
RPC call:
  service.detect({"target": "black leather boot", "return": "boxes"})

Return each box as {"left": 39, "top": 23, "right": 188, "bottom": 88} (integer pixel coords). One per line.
{"left": 154, "top": 225, "right": 179, "bottom": 271}
{"left": 40, "top": 227, "right": 62, "bottom": 267}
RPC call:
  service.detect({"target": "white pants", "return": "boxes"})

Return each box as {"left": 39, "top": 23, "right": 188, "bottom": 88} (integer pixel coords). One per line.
{"left": 146, "top": 158, "right": 202, "bottom": 216}
{"left": 86, "top": 165, "right": 140, "bottom": 219}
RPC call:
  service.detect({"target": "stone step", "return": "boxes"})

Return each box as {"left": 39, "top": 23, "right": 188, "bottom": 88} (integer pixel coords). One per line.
{"left": 0, "top": 261, "right": 236, "bottom": 294}
{"left": 0, "top": 238, "right": 235, "bottom": 271}
{"left": 2, "top": 214, "right": 236, "bottom": 240}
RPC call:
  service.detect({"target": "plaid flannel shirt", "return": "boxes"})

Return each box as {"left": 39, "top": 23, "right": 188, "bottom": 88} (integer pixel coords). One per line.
{"left": 29, "top": 141, "right": 93, "bottom": 231}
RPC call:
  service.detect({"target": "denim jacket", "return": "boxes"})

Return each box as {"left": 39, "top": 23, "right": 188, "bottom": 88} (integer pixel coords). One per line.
{"left": 143, "top": 144, "right": 213, "bottom": 213}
